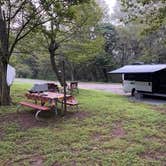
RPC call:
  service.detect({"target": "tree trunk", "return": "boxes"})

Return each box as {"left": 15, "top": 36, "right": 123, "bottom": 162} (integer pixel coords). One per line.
{"left": 0, "top": 6, "right": 11, "bottom": 106}
{"left": 102, "top": 67, "right": 108, "bottom": 82}
{"left": 0, "top": 61, "right": 10, "bottom": 105}
{"left": 49, "top": 40, "right": 64, "bottom": 86}
{"left": 69, "top": 63, "right": 75, "bottom": 81}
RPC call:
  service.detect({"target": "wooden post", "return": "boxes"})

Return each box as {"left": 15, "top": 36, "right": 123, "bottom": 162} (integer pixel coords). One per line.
{"left": 62, "top": 60, "right": 67, "bottom": 115}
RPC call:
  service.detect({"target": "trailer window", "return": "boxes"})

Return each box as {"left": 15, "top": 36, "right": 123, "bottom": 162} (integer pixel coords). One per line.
{"left": 124, "top": 74, "right": 136, "bottom": 80}
{"left": 124, "top": 73, "right": 152, "bottom": 81}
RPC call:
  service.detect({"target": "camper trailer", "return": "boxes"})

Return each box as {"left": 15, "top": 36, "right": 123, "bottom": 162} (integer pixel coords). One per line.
{"left": 109, "top": 64, "right": 166, "bottom": 97}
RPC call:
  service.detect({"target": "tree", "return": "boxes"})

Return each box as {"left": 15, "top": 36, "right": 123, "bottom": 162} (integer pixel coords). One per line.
{"left": 139, "top": 27, "right": 166, "bottom": 63}
{"left": 10, "top": 0, "right": 104, "bottom": 82}
{"left": 40, "top": 0, "right": 101, "bottom": 85}
{"left": 120, "top": 0, "right": 166, "bottom": 32}
{"left": 0, "top": 0, "right": 51, "bottom": 105}
{"left": 0, "top": 0, "right": 90, "bottom": 105}
{"left": 62, "top": 34, "right": 104, "bottom": 81}
{"left": 99, "top": 23, "right": 117, "bottom": 54}
{"left": 111, "top": 1, "right": 166, "bottom": 65}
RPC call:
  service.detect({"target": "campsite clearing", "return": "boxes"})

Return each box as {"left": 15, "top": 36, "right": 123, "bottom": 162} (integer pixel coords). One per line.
{"left": 0, "top": 82, "right": 165, "bottom": 165}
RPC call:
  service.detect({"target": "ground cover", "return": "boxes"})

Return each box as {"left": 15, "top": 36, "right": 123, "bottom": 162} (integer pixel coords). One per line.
{"left": 0, "top": 82, "right": 165, "bottom": 165}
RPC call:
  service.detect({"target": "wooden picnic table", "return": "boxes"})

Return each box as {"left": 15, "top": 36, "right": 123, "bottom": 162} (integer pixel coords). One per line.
{"left": 18, "top": 92, "right": 71, "bottom": 120}
{"left": 26, "top": 92, "right": 66, "bottom": 104}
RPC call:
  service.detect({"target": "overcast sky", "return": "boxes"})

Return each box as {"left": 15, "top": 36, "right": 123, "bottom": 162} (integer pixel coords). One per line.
{"left": 104, "top": 0, "right": 117, "bottom": 15}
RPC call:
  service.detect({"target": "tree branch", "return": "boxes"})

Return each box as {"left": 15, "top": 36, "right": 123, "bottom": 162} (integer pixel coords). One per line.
{"left": 9, "top": 18, "right": 52, "bottom": 56}
{"left": 7, "top": 0, "right": 12, "bottom": 51}
{"left": 58, "top": 17, "right": 88, "bottom": 44}
{"left": 9, "top": 4, "right": 48, "bottom": 56}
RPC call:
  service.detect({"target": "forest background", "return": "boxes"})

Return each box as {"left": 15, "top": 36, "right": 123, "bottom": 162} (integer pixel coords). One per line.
{"left": 10, "top": 0, "right": 166, "bottom": 82}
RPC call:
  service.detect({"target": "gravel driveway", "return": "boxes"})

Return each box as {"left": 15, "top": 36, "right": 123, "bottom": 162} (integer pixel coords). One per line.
{"left": 15, "top": 78, "right": 166, "bottom": 105}
{"left": 15, "top": 78, "right": 125, "bottom": 95}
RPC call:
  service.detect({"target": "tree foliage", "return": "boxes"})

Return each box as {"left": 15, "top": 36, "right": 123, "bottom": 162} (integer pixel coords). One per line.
{"left": 111, "top": 0, "right": 166, "bottom": 65}
{"left": 0, "top": 0, "right": 48, "bottom": 105}
{"left": 39, "top": 0, "right": 103, "bottom": 85}
{"left": 0, "top": 0, "right": 94, "bottom": 105}
{"left": 120, "top": 0, "right": 166, "bottom": 32}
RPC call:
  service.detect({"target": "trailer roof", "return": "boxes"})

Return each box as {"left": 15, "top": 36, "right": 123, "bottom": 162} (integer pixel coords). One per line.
{"left": 109, "top": 64, "right": 166, "bottom": 74}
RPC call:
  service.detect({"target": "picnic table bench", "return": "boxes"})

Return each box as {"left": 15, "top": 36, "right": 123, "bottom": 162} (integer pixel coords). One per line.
{"left": 17, "top": 101, "right": 50, "bottom": 120}
{"left": 58, "top": 96, "right": 79, "bottom": 111}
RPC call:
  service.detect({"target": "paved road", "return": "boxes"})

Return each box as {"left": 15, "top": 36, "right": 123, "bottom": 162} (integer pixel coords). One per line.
{"left": 15, "top": 78, "right": 166, "bottom": 105}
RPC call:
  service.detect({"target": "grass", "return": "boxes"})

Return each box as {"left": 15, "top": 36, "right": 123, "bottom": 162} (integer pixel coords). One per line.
{"left": 0, "top": 82, "right": 166, "bottom": 165}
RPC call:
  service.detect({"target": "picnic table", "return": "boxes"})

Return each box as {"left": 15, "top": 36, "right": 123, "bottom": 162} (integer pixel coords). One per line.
{"left": 18, "top": 92, "right": 71, "bottom": 120}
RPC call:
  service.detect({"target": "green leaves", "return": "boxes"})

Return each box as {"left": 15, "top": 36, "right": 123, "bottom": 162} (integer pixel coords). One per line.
{"left": 63, "top": 36, "right": 104, "bottom": 64}
{"left": 120, "top": 0, "right": 166, "bottom": 33}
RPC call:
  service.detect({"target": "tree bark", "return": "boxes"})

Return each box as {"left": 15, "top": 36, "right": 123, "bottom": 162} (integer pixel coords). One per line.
{"left": 70, "top": 69, "right": 74, "bottom": 81}
{"left": 102, "top": 67, "right": 108, "bottom": 82}
{"left": 49, "top": 40, "right": 64, "bottom": 86}
{"left": 0, "top": 61, "right": 10, "bottom": 105}
{"left": 69, "top": 63, "right": 75, "bottom": 81}
{"left": 0, "top": 5, "right": 11, "bottom": 106}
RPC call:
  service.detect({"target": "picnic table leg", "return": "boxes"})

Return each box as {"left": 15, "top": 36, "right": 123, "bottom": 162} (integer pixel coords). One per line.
{"left": 53, "top": 107, "right": 58, "bottom": 115}
{"left": 52, "top": 99, "right": 58, "bottom": 116}
{"left": 35, "top": 110, "right": 42, "bottom": 121}
{"left": 16, "top": 104, "right": 21, "bottom": 113}
{"left": 61, "top": 102, "right": 63, "bottom": 116}
{"left": 61, "top": 102, "right": 69, "bottom": 116}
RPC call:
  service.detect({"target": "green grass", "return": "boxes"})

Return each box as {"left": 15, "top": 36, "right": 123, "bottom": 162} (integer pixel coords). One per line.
{"left": 0, "top": 82, "right": 166, "bottom": 165}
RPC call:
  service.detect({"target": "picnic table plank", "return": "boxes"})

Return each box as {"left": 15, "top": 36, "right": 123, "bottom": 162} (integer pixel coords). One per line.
{"left": 18, "top": 101, "right": 50, "bottom": 111}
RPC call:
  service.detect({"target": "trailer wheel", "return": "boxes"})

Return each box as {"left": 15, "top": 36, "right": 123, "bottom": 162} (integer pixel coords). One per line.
{"left": 131, "top": 88, "right": 136, "bottom": 96}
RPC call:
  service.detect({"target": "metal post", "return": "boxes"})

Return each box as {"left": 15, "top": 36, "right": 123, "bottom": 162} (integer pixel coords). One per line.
{"left": 62, "top": 60, "right": 67, "bottom": 115}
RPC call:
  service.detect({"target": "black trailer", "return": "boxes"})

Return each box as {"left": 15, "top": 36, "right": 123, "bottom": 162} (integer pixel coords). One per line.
{"left": 108, "top": 64, "right": 166, "bottom": 96}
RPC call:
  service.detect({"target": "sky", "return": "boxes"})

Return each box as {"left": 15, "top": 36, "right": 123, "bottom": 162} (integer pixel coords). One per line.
{"left": 104, "top": 0, "right": 117, "bottom": 15}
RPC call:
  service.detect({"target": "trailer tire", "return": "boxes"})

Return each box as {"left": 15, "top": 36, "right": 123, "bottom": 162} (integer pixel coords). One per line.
{"left": 131, "top": 88, "right": 136, "bottom": 96}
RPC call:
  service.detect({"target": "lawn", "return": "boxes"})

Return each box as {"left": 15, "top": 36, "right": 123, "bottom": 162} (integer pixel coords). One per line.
{"left": 0, "top": 82, "right": 166, "bottom": 166}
